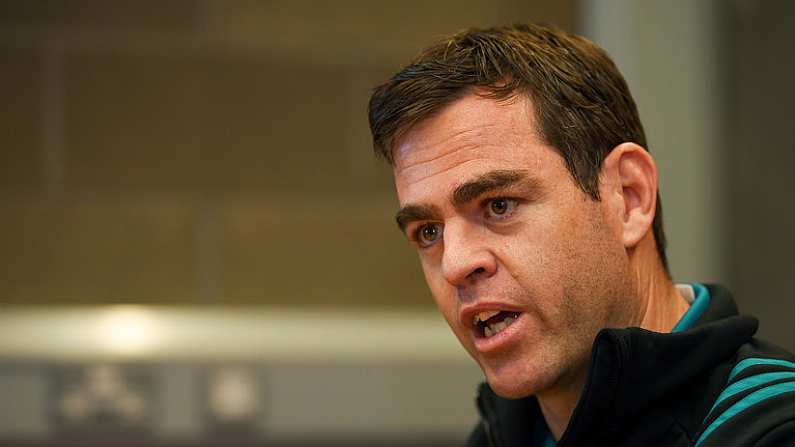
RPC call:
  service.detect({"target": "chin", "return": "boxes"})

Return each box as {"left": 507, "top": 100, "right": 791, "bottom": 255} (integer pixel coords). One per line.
{"left": 483, "top": 366, "right": 547, "bottom": 400}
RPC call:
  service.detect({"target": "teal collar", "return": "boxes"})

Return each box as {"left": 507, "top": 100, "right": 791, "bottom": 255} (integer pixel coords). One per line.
{"left": 672, "top": 283, "right": 711, "bottom": 333}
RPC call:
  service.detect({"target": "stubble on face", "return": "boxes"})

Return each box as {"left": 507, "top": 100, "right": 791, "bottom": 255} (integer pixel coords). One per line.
{"left": 487, "top": 192, "right": 634, "bottom": 400}
{"left": 545, "top": 208, "right": 636, "bottom": 397}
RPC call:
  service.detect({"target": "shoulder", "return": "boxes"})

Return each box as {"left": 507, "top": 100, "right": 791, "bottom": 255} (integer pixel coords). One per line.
{"left": 694, "top": 340, "right": 795, "bottom": 447}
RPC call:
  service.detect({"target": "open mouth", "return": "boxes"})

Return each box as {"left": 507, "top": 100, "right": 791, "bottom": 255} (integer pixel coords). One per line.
{"left": 473, "top": 310, "right": 521, "bottom": 338}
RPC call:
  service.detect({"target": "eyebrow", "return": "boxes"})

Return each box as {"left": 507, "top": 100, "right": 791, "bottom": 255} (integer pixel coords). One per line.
{"left": 451, "top": 169, "right": 529, "bottom": 208}
{"left": 395, "top": 204, "right": 442, "bottom": 234}
{"left": 394, "top": 169, "right": 536, "bottom": 234}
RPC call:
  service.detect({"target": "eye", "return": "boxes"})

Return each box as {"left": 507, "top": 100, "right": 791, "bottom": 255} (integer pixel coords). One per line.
{"left": 414, "top": 223, "right": 443, "bottom": 248}
{"left": 486, "top": 197, "right": 517, "bottom": 219}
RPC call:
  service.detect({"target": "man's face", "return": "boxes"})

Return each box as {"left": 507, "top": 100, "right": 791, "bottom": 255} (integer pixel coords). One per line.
{"left": 392, "top": 93, "right": 636, "bottom": 399}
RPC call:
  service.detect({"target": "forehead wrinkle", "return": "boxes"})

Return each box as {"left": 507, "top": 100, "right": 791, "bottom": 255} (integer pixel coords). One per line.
{"left": 398, "top": 155, "right": 498, "bottom": 185}
{"left": 394, "top": 121, "right": 501, "bottom": 175}
{"left": 395, "top": 141, "right": 481, "bottom": 178}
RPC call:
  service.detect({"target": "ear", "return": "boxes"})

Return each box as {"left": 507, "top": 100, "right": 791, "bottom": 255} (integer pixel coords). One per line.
{"left": 599, "top": 142, "right": 658, "bottom": 249}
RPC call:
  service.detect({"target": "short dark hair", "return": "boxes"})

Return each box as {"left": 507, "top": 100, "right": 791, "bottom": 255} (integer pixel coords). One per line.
{"left": 368, "top": 23, "right": 668, "bottom": 272}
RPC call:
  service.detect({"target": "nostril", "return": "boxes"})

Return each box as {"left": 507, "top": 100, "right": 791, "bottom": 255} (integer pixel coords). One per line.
{"left": 469, "top": 267, "right": 486, "bottom": 278}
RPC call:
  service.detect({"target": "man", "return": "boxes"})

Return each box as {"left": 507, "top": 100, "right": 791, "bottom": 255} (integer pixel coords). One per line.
{"left": 367, "top": 24, "right": 795, "bottom": 446}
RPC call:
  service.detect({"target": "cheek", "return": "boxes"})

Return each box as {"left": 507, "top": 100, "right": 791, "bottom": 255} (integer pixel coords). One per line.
{"left": 494, "top": 237, "right": 569, "bottom": 334}
{"left": 497, "top": 208, "right": 605, "bottom": 317}
{"left": 558, "top": 211, "right": 633, "bottom": 324}
{"left": 419, "top": 255, "right": 454, "bottom": 312}
{"left": 419, "top": 254, "right": 439, "bottom": 291}
{"left": 498, "top": 228, "right": 564, "bottom": 289}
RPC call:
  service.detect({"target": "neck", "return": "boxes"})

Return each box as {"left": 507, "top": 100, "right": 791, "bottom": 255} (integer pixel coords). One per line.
{"left": 538, "top": 239, "right": 688, "bottom": 441}
{"left": 537, "top": 386, "right": 581, "bottom": 441}
{"left": 633, "top": 247, "right": 689, "bottom": 334}
{"left": 534, "top": 339, "right": 591, "bottom": 440}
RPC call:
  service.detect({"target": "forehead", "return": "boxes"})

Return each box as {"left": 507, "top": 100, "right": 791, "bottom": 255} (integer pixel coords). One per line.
{"left": 392, "top": 93, "right": 558, "bottom": 202}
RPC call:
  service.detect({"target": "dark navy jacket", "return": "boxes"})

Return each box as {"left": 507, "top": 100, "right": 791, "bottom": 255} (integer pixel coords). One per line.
{"left": 466, "top": 284, "right": 795, "bottom": 446}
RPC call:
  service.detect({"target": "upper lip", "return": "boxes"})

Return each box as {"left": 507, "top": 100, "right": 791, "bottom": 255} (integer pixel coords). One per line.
{"left": 460, "top": 302, "right": 523, "bottom": 329}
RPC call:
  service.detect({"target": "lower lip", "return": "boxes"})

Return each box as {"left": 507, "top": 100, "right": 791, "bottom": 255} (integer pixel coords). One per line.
{"left": 472, "top": 313, "right": 526, "bottom": 353}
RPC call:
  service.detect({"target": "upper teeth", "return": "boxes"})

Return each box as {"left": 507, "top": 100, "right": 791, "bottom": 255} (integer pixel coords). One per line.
{"left": 473, "top": 310, "right": 501, "bottom": 326}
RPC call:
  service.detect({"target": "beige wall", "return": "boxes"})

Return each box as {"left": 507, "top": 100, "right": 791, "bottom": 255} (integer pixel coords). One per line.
{"left": 1, "top": 4, "right": 577, "bottom": 443}
{"left": 0, "top": 1, "right": 574, "bottom": 306}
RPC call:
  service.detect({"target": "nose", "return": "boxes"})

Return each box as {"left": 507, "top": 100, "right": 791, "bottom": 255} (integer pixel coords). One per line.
{"left": 440, "top": 220, "right": 497, "bottom": 288}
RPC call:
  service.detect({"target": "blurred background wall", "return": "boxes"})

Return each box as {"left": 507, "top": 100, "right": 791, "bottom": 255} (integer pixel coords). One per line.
{"left": 0, "top": 0, "right": 792, "bottom": 445}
